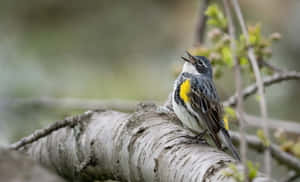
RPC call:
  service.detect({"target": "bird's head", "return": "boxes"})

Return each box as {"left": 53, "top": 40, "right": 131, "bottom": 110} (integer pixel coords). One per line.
{"left": 181, "top": 52, "right": 213, "bottom": 78}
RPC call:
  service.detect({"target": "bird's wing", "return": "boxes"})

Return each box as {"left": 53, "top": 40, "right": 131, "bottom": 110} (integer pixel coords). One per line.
{"left": 189, "top": 77, "right": 224, "bottom": 148}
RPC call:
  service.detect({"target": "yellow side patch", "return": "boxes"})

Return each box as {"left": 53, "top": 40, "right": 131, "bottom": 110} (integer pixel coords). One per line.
{"left": 180, "top": 79, "right": 191, "bottom": 102}
{"left": 223, "top": 116, "right": 230, "bottom": 130}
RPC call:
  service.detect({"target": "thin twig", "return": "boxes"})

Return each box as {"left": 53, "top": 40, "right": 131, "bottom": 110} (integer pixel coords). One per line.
{"left": 223, "top": 71, "right": 300, "bottom": 107}
{"left": 222, "top": 0, "right": 247, "bottom": 179}
{"left": 230, "top": 131, "right": 300, "bottom": 173}
{"left": 260, "top": 60, "right": 286, "bottom": 73}
{"left": 0, "top": 97, "right": 155, "bottom": 112}
{"left": 194, "top": 0, "right": 210, "bottom": 46}
{"left": 9, "top": 110, "right": 96, "bottom": 150}
{"left": 230, "top": 0, "right": 271, "bottom": 176}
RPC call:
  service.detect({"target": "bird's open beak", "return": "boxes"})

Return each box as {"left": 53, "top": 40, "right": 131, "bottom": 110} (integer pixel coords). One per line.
{"left": 181, "top": 51, "right": 196, "bottom": 64}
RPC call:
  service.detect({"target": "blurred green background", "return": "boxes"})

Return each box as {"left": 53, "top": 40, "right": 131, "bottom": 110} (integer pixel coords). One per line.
{"left": 0, "top": 0, "right": 299, "bottom": 180}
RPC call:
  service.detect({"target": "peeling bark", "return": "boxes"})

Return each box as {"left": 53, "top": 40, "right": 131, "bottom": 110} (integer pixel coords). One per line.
{"left": 18, "top": 104, "right": 272, "bottom": 182}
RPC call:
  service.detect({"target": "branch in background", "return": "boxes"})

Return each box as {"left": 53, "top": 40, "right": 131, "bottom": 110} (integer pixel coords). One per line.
{"left": 230, "top": 131, "right": 300, "bottom": 173}
{"left": 0, "top": 97, "right": 155, "bottom": 113}
{"left": 3, "top": 97, "right": 300, "bottom": 135}
{"left": 230, "top": 0, "right": 271, "bottom": 176}
{"left": 223, "top": 71, "right": 300, "bottom": 107}
{"left": 260, "top": 60, "right": 286, "bottom": 73}
{"left": 194, "top": 0, "right": 210, "bottom": 46}
{"left": 244, "top": 114, "right": 300, "bottom": 135}
{"left": 222, "top": 0, "right": 248, "bottom": 179}
{"left": 3, "top": 70, "right": 299, "bottom": 114}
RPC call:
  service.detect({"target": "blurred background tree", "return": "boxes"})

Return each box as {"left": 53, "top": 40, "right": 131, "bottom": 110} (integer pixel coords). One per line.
{"left": 0, "top": 0, "right": 299, "bottom": 180}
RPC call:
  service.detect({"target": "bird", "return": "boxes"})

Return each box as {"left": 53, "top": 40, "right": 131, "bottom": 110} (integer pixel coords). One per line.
{"left": 172, "top": 51, "right": 240, "bottom": 161}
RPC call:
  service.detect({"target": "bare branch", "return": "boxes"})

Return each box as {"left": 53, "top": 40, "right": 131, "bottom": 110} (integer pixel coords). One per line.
{"left": 194, "top": 0, "right": 210, "bottom": 45}
{"left": 230, "top": 131, "right": 300, "bottom": 173}
{"left": 243, "top": 114, "right": 300, "bottom": 135}
{"left": 1, "top": 97, "right": 154, "bottom": 112}
{"left": 222, "top": 0, "right": 248, "bottom": 179}
{"left": 230, "top": 0, "right": 271, "bottom": 176}
{"left": 260, "top": 60, "right": 286, "bottom": 73}
{"left": 223, "top": 71, "right": 300, "bottom": 107}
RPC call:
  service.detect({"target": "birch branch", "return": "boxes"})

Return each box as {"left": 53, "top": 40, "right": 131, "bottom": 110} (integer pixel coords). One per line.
{"left": 230, "top": 131, "right": 300, "bottom": 173}
{"left": 10, "top": 105, "right": 271, "bottom": 182}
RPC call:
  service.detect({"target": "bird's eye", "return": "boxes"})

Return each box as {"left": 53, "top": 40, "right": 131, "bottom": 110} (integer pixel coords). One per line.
{"left": 197, "top": 61, "right": 204, "bottom": 67}
{"left": 197, "top": 61, "right": 207, "bottom": 68}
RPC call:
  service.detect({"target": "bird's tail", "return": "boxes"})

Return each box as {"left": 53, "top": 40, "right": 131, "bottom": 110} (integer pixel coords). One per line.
{"left": 218, "top": 127, "right": 240, "bottom": 161}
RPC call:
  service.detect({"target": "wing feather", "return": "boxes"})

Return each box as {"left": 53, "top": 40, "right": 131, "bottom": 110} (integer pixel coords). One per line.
{"left": 189, "top": 76, "right": 224, "bottom": 148}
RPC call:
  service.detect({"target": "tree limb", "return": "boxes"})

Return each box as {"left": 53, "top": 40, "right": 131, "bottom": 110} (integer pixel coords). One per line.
{"left": 1, "top": 97, "right": 153, "bottom": 112}
{"left": 223, "top": 71, "right": 300, "bottom": 107}
{"left": 243, "top": 114, "right": 300, "bottom": 135}
{"left": 230, "top": 131, "right": 300, "bottom": 173}
{"left": 194, "top": 0, "right": 210, "bottom": 46}
{"left": 11, "top": 105, "right": 272, "bottom": 182}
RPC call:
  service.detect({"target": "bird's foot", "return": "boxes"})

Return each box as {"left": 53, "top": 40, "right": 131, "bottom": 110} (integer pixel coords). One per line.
{"left": 182, "top": 130, "right": 208, "bottom": 145}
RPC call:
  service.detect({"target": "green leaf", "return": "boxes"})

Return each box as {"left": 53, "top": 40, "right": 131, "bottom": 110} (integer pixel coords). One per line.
{"left": 256, "top": 129, "right": 270, "bottom": 147}
{"left": 292, "top": 142, "right": 300, "bottom": 158}
{"left": 239, "top": 57, "right": 248, "bottom": 65}
{"left": 224, "top": 106, "right": 236, "bottom": 119}
{"left": 205, "top": 4, "right": 219, "bottom": 17}
{"left": 221, "top": 46, "right": 233, "bottom": 67}
{"left": 248, "top": 24, "right": 261, "bottom": 45}
{"left": 207, "top": 19, "right": 220, "bottom": 26}
{"left": 205, "top": 4, "right": 227, "bottom": 29}
{"left": 247, "top": 161, "right": 259, "bottom": 181}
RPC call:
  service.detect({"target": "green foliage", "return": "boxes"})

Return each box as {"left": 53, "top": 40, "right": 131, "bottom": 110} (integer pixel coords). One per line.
{"left": 222, "top": 161, "right": 260, "bottom": 182}
{"left": 223, "top": 163, "right": 244, "bottom": 182}
{"left": 247, "top": 161, "right": 259, "bottom": 181}
{"left": 221, "top": 46, "right": 233, "bottom": 67}
{"left": 256, "top": 129, "right": 270, "bottom": 147}
{"left": 205, "top": 4, "right": 227, "bottom": 30}
{"left": 224, "top": 106, "right": 237, "bottom": 120}
{"left": 274, "top": 129, "right": 300, "bottom": 158}
{"left": 292, "top": 142, "right": 300, "bottom": 158}
{"left": 192, "top": 4, "right": 281, "bottom": 80}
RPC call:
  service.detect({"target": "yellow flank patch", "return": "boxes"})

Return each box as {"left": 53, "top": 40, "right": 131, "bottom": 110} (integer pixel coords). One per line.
{"left": 223, "top": 116, "right": 230, "bottom": 130}
{"left": 180, "top": 79, "right": 191, "bottom": 102}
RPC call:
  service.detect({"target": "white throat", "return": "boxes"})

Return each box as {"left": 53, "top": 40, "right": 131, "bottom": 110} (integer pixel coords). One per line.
{"left": 182, "top": 62, "right": 199, "bottom": 75}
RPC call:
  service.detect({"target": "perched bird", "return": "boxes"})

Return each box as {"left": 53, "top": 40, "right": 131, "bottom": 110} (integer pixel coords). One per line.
{"left": 172, "top": 52, "right": 240, "bottom": 161}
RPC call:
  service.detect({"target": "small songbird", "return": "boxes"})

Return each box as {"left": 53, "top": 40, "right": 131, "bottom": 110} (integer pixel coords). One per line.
{"left": 172, "top": 52, "right": 240, "bottom": 161}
